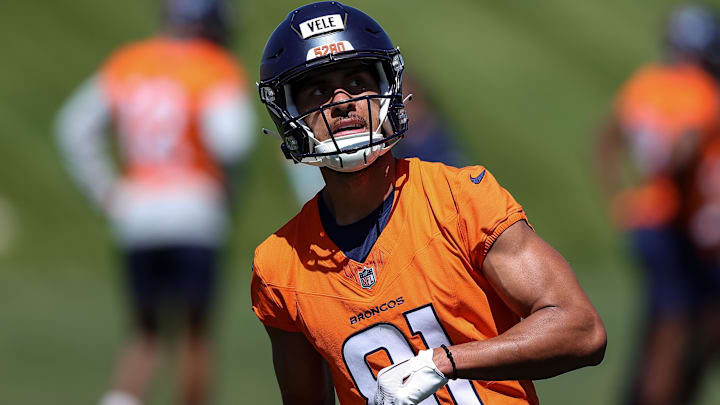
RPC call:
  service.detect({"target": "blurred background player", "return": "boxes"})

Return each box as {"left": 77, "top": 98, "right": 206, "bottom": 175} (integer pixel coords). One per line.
{"left": 54, "top": 1, "right": 255, "bottom": 405}
{"left": 681, "top": 21, "right": 720, "bottom": 402}
{"left": 390, "top": 74, "right": 468, "bottom": 167}
{"left": 595, "top": 3, "right": 720, "bottom": 404}
{"left": 282, "top": 73, "right": 467, "bottom": 206}
{"left": 681, "top": 129, "right": 720, "bottom": 404}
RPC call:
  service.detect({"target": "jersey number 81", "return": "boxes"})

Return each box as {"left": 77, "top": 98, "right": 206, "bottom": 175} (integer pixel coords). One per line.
{"left": 341, "top": 303, "right": 485, "bottom": 404}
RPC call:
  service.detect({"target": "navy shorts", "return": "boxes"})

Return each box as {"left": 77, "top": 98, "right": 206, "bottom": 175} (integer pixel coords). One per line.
{"left": 630, "top": 228, "right": 719, "bottom": 318}
{"left": 124, "top": 245, "right": 218, "bottom": 334}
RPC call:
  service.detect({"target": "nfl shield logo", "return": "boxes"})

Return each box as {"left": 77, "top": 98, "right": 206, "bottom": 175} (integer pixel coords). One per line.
{"left": 358, "top": 266, "right": 376, "bottom": 289}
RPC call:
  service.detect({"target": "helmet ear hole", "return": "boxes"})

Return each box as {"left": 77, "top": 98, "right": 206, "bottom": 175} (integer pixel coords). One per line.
{"left": 281, "top": 126, "right": 309, "bottom": 154}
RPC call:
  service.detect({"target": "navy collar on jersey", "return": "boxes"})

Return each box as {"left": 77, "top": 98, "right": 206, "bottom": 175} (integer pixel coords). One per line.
{"left": 318, "top": 189, "right": 395, "bottom": 263}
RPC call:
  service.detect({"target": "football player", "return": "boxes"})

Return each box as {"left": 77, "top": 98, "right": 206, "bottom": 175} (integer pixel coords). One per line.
{"left": 54, "top": 1, "right": 255, "bottom": 405}
{"left": 251, "top": 2, "right": 606, "bottom": 404}
{"left": 594, "top": 3, "right": 720, "bottom": 405}
{"left": 680, "top": 15, "right": 720, "bottom": 404}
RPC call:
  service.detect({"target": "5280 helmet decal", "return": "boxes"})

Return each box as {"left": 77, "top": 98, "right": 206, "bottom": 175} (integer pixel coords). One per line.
{"left": 258, "top": 1, "right": 408, "bottom": 172}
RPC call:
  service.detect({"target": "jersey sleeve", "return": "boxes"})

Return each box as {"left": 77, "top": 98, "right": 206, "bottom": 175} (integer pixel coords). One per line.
{"left": 200, "top": 85, "right": 257, "bottom": 165}
{"left": 250, "top": 261, "right": 301, "bottom": 333}
{"left": 454, "top": 167, "right": 528, "bottom": 269}
{"left": 198, "top": 56, "right": 257, "bottom": 165}
{"left": 54, "top": 73, "right": 116, "bottom": 210}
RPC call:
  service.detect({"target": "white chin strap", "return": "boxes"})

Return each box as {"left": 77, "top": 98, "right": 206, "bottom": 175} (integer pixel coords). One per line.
{"left": 312, "top": 131, "right": 390, "bottom": 172}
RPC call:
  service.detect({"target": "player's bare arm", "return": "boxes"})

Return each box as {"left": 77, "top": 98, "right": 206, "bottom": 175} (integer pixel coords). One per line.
{"left": 431, "top": 221, "right": 607, "bottom": 380}
{"left": 264, "top": 326, "right": 335, "bottom": 405}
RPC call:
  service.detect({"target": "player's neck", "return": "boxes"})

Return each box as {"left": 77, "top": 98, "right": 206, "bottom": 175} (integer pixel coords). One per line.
{"left": 320, "top": 153, "right": 396, "bottom": 226}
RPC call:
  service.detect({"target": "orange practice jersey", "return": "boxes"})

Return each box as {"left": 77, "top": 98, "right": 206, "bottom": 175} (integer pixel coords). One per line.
{"left": 688, "top": 137, "right": 720, "bottom": 253}
{"left": 99, "top": 36, "right": 246, "bottom": 187}
{"left": 612, "top": 63, "right": 720, "bottom": 229}
{"left": 252, "top": 159, "right": 538, "bottom": 405}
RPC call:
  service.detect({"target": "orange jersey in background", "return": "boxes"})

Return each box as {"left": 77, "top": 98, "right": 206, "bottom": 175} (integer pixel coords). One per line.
{"left": 612, "top": 63, "right": 720, "bottom": 229}
{"left": 100, "top": 36, "right": 246, "bottom": 188}
{"left": 252, "top": 159, "right": 538, "bottom": 405}
{"left": 688, "top": 137, "right": 720, "bottom": 254}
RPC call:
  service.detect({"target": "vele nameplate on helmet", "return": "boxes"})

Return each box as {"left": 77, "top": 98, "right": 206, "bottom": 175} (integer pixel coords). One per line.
{"left": 299, "top": 14, "right": 345, "bottom": 38}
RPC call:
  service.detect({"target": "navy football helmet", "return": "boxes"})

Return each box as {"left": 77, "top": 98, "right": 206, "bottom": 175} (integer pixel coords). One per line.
{"left": 258, "top": 1, "right": 407, "bottom": 172}
{"left": 666, "top": 3, "right": 719, "bottom": 61}
{"left": 165, "top": 0, "right": 232, "bottom": 46}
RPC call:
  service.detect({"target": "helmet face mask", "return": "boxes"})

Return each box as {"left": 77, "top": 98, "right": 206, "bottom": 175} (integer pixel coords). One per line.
{"left": 258, "top": 1, "right": 408, "bottom": 172}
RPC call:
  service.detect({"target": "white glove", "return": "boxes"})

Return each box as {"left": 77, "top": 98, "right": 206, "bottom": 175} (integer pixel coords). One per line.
{"left": 373, "top": 349, "right": 449, "bottom": 405}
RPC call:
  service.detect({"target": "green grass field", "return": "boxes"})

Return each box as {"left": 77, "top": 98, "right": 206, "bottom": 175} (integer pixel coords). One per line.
{"left": 1, "top": 0, "right": 719, "bottom": 403}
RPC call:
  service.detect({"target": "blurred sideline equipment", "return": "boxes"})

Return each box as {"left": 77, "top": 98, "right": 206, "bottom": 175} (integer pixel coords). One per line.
{"left": 595, "top": 3, "right": 720, "bottom": 404}
{"left": 54, "top": 1, "right": 255, "bottom": 404}
{"left": 251, "top": 2, "right": 606, "bottom": 404}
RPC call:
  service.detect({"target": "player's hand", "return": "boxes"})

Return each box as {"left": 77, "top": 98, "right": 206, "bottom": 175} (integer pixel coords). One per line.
{"left": 372, "top": 349, "right": 448, "bottom": 405}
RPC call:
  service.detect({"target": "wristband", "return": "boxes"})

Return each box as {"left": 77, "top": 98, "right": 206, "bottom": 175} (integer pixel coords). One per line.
{"left": 440, "top": 344, "right": 457, "bottom": 379}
